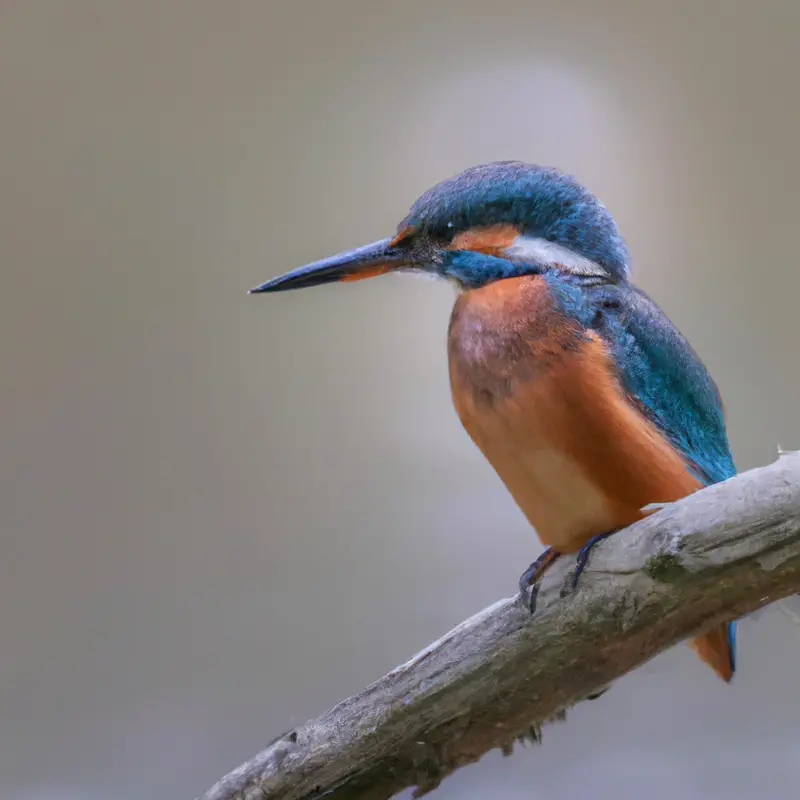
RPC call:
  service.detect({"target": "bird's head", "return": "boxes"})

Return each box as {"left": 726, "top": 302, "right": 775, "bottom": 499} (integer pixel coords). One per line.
{"left": 250, "top": 161, "right": 630, "bottom": 295}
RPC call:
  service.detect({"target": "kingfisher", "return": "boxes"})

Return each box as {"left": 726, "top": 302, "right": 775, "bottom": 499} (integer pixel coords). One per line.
{"left": 250, "top": 161, "right": 737, "bottom": 684}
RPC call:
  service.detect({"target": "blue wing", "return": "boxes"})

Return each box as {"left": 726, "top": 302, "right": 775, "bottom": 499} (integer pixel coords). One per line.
{"left": 596, "top": 283, "right": 736, "bottom": 487}
{"left": 540, "top": 270, "right": 738, "bottom": 678}
{"left": 592, "top": 280, "right": 737, "bottom": 675}
{"left": 544, "top": 273, "right": 736, "bottom": 486}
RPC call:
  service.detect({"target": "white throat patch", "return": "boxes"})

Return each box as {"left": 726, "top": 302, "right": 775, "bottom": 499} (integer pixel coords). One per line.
{"left": 503, "top": 236, "right": 610, "bottom": 278}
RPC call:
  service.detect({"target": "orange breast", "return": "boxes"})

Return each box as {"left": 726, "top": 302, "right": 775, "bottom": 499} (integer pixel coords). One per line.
{"left": 447, "top": 276, "right": 701, "bottom": 553}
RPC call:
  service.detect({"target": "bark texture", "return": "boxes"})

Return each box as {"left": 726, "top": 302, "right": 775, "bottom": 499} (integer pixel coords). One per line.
{"left": 200, "top": 453, "right": 800, "bottom": 800}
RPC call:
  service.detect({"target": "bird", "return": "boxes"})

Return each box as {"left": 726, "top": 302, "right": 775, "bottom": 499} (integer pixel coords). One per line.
{"left": 250, "top": 160, "right": 737, "bottom": 684}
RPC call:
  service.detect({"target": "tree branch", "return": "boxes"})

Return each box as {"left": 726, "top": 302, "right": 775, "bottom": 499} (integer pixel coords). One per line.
{"left": 200, "top": 452, "right": 800, "bottom": 800}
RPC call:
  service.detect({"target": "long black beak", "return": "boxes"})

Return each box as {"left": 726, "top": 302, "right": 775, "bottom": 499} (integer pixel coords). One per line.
{"left": 248, "top": 238, "right": 408, "bottom": 294}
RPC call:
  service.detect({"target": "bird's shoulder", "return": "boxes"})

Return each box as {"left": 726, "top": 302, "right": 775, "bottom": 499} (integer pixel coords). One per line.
{"left": 543, "top": 273, "right": 737, "bottom": 486}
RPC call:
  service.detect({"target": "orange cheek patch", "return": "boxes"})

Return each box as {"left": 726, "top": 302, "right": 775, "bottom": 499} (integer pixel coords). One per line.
{"left": 389, "top": 225, "right": 416, "bottom": 247}
{"left": 449, "top": 224, "right": 519, "bottom": 255}
{"left": 339, "top": 265, "right": 390, "bottom": 282}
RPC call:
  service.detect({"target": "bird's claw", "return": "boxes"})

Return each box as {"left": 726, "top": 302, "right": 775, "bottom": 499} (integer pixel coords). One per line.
{"left": 519, "top": 532, "right": 619, "bottom": 612}
{"left": 518, "top": 580, "right": 541, "bottom": 614}
{"left": 517, "top": 548, "right": 560, "bottom": 615}
{"left": 565, "top": 530, "right": 619, "bottom": 593}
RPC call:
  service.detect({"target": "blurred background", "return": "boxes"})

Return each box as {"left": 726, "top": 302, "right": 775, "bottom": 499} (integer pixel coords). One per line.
{"left": 2, "top": 2, "right": 800, "bottom": 798}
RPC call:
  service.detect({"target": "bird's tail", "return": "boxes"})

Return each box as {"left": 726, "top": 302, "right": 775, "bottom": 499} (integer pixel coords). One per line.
{"left": 641, "top": 505, "right": 737, "bottom": 683}
{"left": 689, "top": 621, "right": 736, "bottom": 683}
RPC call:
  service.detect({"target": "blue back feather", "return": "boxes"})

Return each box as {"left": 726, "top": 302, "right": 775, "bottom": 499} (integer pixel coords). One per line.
{"left": 543, "top": 271, "right": 738, "bottom": 673}
{"left": 602, "top": 283, "right": 737, "bottom": 486}
{"left": 532, "top": 272, "right": 737, "bottom": 486}
{"left": 604, "top": 282, "right": 738, "bottom": 675}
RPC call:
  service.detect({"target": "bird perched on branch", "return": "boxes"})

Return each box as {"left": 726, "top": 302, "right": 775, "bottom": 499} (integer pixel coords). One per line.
{"left": 250, "top": 161, "right": 737, "bottom": 683}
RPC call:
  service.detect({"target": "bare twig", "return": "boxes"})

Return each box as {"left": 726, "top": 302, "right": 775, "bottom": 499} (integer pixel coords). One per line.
{"left": 200, "top": 452, "right": 800, "bottom": 800}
